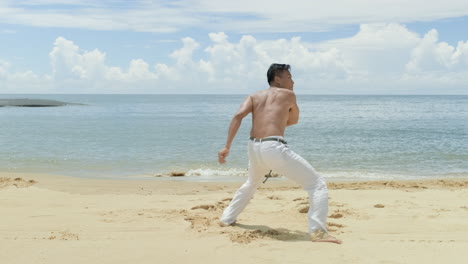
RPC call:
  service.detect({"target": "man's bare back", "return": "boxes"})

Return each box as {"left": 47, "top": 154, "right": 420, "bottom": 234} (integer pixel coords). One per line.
{"left": 218, "top": 68, "right": 298, "bottom": 164}
{"left": 249, "top": 88, "right": 299, "bottom": 138}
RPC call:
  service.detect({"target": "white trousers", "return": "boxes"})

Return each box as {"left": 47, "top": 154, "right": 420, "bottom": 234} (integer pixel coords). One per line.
{"left": 220, "top": 136, "right": 329, "bottom": 234}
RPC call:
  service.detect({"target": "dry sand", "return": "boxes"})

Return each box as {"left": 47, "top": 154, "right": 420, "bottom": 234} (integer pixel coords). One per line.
{"left": 1, "top": 172, "right": 468, "bottom": 264}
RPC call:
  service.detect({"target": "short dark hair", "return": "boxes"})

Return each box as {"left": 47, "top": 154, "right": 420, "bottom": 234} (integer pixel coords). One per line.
{"left": 267, "top": 63, "right": 291, "bottom": 84}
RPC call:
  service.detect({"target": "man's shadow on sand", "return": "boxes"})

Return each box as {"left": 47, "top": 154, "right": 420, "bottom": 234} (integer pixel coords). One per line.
{"left": 233, "top": 223, "right": 311, "bottom": 242}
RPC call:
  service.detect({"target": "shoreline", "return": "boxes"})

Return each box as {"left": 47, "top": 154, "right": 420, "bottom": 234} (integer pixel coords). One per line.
{"left": 2, "top": 169, "right": 468, "bottom": 183}
{"left": 2, "top": 171, "right": 468, "bottom": 194}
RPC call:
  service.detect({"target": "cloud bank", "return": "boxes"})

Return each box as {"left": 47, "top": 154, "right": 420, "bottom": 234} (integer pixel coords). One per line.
{"left": 1, "top": 0, "right": 468, "bottom": 33}
{"left": 1, "top": 23, "right": 468, "bottom": 94}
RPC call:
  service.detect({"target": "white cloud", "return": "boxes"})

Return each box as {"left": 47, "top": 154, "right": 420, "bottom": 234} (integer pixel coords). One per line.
{"left": 1, "top": 1, "right": 468, "bottom": 33}
{"left": 50, "top": 37, "right": 108, "bottom": 80}
{"left": 170, "top": 37, "right": 200, "bottom": 67}
{"left": 0, "top": 59, "right": 53, "bottom": 93}
{"left": 0, "top": 1, "right": 198, "bottom": 33}
{"left": 192, "top": 0, "right": 468, "bottom": 32}
{"left": 15, "top": 0, "right": 94, "bottom": 6}
{"left": 313, "top": 24, "right": 420, "bottom": 76}
{"left": 1, "top": 24, "right": 468, "bottom": 94}
{"left": 127, "top": 59, "right": 154, "bottom": 80}
{"left": 406, "top": 29, "right": 468, "bottom": 72}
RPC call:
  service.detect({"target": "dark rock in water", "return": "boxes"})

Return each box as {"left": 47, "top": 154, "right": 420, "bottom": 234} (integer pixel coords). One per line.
{"left": 0, "top": 99, "right": 84, "bottom": 107}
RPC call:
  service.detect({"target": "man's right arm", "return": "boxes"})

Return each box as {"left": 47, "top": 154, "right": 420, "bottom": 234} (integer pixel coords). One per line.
{"left": 218, "top": 96, "right": 253, "bottom": 164}
{"left": 286, "top": 93, "right": 299, "bottom": 126}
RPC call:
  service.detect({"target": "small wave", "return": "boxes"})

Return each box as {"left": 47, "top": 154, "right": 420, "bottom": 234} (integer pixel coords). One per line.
{"left": 185, "top": 168, "right": 249, "bottom": 177}
{"left": 183, "top": 168, "right": 403, "bottom": 180}
{"left": 321, "top": 171, "right": 402, "bottom": 181}
{"left": 153, "top": 167, "right": 466, "bottom": 182}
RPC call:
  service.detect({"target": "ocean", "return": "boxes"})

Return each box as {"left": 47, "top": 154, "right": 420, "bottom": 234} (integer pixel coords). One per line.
{"left": 1, "top": 94, "right": 467, "bottom": 181}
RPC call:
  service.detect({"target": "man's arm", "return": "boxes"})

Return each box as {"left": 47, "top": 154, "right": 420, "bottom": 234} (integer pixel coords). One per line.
{"left": 286, "top": 93, "right": 299, "bottom": 126}
{"left": 218, "top": 96, "right": 253, "bottom": 164}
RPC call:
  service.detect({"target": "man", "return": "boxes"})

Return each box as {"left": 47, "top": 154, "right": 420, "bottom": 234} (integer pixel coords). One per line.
{"left": 217, "top": 63, "right": 342, "bottom": 244}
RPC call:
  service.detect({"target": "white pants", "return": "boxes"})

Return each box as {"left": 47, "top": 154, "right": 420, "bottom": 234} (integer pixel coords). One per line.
{"left": 220, "top": 136, "right": 329, "bottom": 234}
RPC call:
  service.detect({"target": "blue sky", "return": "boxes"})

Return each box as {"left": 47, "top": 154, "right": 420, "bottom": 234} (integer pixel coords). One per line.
{"left": 1, "top": 0, "right": 468, "bottom": 94}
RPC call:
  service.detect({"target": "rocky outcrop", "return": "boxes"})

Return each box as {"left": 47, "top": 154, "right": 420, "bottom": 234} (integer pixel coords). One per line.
{"left": 0, "top": 99, "right": 84, "bottom": 107}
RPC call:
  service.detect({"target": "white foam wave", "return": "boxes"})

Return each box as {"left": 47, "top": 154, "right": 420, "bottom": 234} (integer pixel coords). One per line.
{"left": 155, "top": 167, "right": 459, "bottom": 182}
{"left": 185, "top": 168, "right": 248, "bottom": 177}
{"left": 321, "top": 171, "right": 401, "bottom": 180}
{"left": 184, "top": 168, "right": 404, "bottom": 180}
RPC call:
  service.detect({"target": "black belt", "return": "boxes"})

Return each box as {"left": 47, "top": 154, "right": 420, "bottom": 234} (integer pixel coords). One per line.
{"left": 249, "top": 136, "right": 287, "bottom": 144}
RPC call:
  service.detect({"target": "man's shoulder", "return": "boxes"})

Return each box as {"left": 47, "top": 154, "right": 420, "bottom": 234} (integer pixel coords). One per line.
{"left": 275, "top": 89, "right": 295, "bottom": 99}
{"left": 251, "top": 88, "right": 294, "bottom": 96}
{"left": 249, "top": 88, "right": 295, "bottom": 102}
{"left": 279, "top": 89, "right": 294, "bottom": 95}
{"left": 249, "top": 89, "right": 266, "bottom": 99}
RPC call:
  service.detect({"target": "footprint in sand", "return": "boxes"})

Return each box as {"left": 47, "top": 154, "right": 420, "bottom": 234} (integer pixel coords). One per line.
{"left": 183, "top": 215, "right": 219, "bottom": 232}
{"left": 185, "top": 198, "right": 235, "bottom": 231}
{"left": 329, "top": 213, "right": 344, "bottom": 219}
{"left": 329, "top": 209, "right": 349, "bottom": 218}
{"left": 433, "top": 208, "right": 450, "bottom": 213}
{"left": 229, "top": 229, "right": 276, "bottom": 244}
{"left": 191, "top": 198, "right": 232, "bottom": 211}
{"left": 0, "top": 177, "right": 37, "bottom": 189}
{"left": 46, "top": 231, "right": 80, "bottom": 241}
{"left": 267, "top": 195, "right": 282, "bottom": 200}
{"left": 296, "top": 197, "right": 365, "bottom": 231}
{"left": 191, "top": 204, "right": 216, "bottom": 210}
{"left": 184, "top": 198, "right": 345, "bottom": 242}
{"left": 298, "top": 206, "right": 350, "bottom": 231}
{"left": 327, "top": 222, "right": 345, "bottom": 233}
{"left": 229, "top": 228, "right": 312, "bottom": 244}
{"left": 298, "top": 206, "right": 309, "bottom": 213}
{"left": 329, "top": 201, "right": 347, "bottom": 207}
{"left": 292, "top": 198, "right": 310, "bottom": 213}
{"left": 293, "top": 197, "right": 307, "bottom": 202}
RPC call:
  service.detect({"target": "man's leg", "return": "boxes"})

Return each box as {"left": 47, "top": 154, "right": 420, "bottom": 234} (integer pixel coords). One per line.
{"left": 263, "top": 144, "right": 341, "bottom": 243}
{"left": 220, "top": 144, "right": 267, "bottom": 225}
{"left": 219, "top": 165, "right": 267, "bottom": 225}
{"left": 275, "top": 151, "right": 328, "bottom": 233}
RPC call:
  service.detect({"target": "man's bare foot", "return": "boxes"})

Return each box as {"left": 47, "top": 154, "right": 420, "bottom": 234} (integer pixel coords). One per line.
{"left": 218, "top": 220, "right": 236, "bottom": 227}
{"left": 310, "top": 231, "right": 342, "bottom": 244}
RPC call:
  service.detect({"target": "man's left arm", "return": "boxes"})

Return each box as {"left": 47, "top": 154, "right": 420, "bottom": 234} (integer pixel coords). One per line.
{"left": 286, "top": 93, "right": 299, "bottom": 126}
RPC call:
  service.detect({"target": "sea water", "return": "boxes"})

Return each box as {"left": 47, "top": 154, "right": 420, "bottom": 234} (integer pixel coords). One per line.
{"left": 1, "top": 94, "right": 467, "bottom": 181}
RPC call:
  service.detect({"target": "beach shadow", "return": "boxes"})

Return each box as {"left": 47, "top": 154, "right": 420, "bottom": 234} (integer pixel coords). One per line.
{"left": 234, "top": 223, "right": 310, "bottom": 242}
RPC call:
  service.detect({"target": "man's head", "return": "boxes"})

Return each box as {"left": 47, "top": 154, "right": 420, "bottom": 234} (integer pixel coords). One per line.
{"left": 267, "top": 63, "right": 294, "bottom": 90}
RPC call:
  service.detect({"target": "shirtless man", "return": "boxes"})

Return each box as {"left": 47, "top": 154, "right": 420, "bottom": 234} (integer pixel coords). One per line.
{"left": 218, "top": 63, "right": 341, "bottom": 244}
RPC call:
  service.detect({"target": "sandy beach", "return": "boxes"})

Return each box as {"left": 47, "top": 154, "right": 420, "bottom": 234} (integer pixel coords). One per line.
{"left": 1, "top": 172, "right": 467, "bottom": 264}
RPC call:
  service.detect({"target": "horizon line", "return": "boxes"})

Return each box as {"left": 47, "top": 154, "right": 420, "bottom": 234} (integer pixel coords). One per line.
{"left": 0, "top": 93, "right": 467, "bottom": 96}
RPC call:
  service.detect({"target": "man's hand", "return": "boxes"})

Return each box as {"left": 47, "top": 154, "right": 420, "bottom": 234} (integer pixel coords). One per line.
{"left": 218, "top": 147, "right": 230, "bottom": 164}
